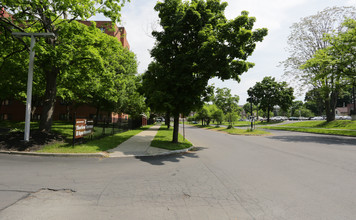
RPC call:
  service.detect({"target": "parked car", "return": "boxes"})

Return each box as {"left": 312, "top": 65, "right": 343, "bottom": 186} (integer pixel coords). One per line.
{"left": 311, "top": 116, "right": 324, "bottom": 120}
{"left": 271, "top": 116, "right": 287, "bottom": 122}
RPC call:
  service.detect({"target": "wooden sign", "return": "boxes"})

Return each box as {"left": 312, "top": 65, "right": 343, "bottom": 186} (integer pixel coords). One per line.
{"left": 75, "top": 119, "right": 94, "bottom": 139}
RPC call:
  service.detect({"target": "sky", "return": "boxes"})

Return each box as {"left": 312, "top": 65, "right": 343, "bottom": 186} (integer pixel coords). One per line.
{"left": 93, "top": 0, "right": 356, "bottom": 105}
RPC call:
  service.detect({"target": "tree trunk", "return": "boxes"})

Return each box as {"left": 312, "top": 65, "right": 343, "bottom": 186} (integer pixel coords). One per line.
{"left": 39, "top": 69, "right": 59, "bottom": 132}
{"left": 165, "top": 112, "right": 170, "bottom": 129}
{"left": 172, "top": 114, "right": 179, "bottom": 143}
{"left": 267, "top": 107, "right": 270, "bottom": 122}
{"left": 325, "top": 92, "right": 337, "bottom": 122}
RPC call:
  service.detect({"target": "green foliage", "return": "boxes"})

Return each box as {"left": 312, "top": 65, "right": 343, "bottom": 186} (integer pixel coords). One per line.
{"left": 213, "top": 88, "right": 239, "bottom": 115}
{"left": 304, "top": 88, "right": 325, "bottom": 116}
{"left": 211, "top": 106, "right": 224, "bottom": 124}
{"left": 283, "top": 6, "right": 356, "bottom": 122}
{"left": 247, "top": 76, "right": 294, "bottom": 121}
{"left": 0, "top": 0, "right": 131, "bottom": 131}
{"left": 142, "top": 0, "right": 267, "bottom": 142}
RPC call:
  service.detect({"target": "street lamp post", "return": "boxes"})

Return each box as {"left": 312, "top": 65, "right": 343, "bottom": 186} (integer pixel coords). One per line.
{"left": 11, "top": 32, "right": 55, "bottom": 142}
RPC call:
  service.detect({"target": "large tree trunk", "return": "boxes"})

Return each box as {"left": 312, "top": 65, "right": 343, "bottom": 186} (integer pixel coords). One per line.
{"left": 172, "top": 114, "right": 179, "bottom": 143}
{"left": 325, "top": 91, "right": 337, "bottom": 122}
{"left": 267, "top": 107, "right": 270, "bottom": 122}
{"left": 39, "top": 69, "right": 59, "bottom": 132}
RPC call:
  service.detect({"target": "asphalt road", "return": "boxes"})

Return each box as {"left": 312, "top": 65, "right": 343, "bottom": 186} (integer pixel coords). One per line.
{"left": 1, "top": 125, "right": 356, "bottom": 219}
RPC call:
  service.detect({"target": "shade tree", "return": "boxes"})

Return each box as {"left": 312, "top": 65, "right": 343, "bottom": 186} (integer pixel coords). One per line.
{"left": 144, "top": 0, "right": 268, "bottom": 142}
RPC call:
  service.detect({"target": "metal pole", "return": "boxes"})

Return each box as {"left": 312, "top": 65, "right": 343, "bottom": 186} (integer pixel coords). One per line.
{"left": 183, "top": 116, "right": 185, "bottom": 141}
{"left": 12, "top": 32, "right": 55, "bottom": 142}
{"left": 24, "top": 35, "right": 36, "bottom": 142}
{"left": 250, "top": 102, "right": 253, "bottom": 130}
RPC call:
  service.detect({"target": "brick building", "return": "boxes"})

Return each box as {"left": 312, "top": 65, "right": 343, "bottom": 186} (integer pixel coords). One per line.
{"left": 0, "top": 10, "right": 131, "bottom": 123}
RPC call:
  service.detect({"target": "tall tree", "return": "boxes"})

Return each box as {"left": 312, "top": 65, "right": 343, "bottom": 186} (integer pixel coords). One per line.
{"left": 146, "top": 0, "right": 267, "bottom": 143}
{"left": 325, "top": 19, "right": 356, "bottom": 115}
{"left": 281, "top": 6, "right": 356, "bottom": 121}
{"left": 0, "top": 0, "right": 130, "bottom": 131}
{"left": 247, "top": 76, "right": 294, "bottom": 122}
{"left": 213, "top": 87, "right": 239, "bottom": 127}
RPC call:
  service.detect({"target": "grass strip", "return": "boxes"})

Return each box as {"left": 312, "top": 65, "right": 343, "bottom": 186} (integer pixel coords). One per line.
{"left": 193, "top": 124, "right": 271, "bottom": 136}
{"left": 150, "top": 125, "right": 192, "bottom": 150}
{"left": 38, "top": 125, "right": 153, "bottom": 153}
{"left": 263, "top": 120, "right": 356, "bottom": 137}
{"left": 277, "top": 120, "right": 356, "bottom": 129}
{"left": 264, "top": 126, "right": 356, "bottom": 137}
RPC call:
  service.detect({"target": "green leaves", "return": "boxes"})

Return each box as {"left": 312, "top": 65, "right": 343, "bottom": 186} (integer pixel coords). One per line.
{"left": 146, "top": 0, "right": 267, "bottom": 116}
{"left": 247, "top": 77, "right": 294, "bottom": 120}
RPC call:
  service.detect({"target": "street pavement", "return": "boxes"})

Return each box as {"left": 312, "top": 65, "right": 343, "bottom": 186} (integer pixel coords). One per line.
{"left": 1, "top": 125, "right": 356, "bottom": 219}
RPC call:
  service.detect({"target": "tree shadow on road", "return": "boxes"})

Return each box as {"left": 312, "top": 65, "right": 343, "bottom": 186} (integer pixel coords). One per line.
{"left": 136, "top": 146, "right": 206, "bottom": 166}
{"left": 267, "top": 134, "right": 356, "bottom": 146}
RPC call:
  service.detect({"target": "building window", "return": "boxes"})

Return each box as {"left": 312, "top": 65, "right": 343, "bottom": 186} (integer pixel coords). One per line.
{"left": 99, "top": 27, "right": 105, "bottom": 33}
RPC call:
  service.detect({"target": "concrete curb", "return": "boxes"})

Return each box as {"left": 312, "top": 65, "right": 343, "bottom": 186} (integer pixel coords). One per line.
{"left": 0, "top": 146, "right": 195, "bottom": 158}
{"left": 0, "top": 151, "right": 108, "bottom": 158}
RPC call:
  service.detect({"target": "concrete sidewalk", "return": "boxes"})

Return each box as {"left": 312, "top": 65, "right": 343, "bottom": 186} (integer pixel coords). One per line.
{"left": 108, "top": 124, "right": 171, "bottom": 157}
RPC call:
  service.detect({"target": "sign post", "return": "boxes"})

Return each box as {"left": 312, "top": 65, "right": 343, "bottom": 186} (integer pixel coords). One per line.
{"left": 12, "top": 32, "right": 55, "bottom": 142}
{"left": 73, "top": 117, "right": 94, "bottom": 146}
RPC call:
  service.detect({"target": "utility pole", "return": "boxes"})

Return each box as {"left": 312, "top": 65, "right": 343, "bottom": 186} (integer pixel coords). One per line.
{"left": 12, "top": 32, "right": 55, "bottom": 142}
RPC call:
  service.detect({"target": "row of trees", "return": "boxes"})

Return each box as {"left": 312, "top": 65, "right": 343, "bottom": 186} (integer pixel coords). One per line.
{"left": 193, "top": 7, "right": 356, "bottom": 125}
{"left": 0, "top": 0, "right": 148, "bottom": 131}
{"left": 192, "top": 87, "right": 240, "bottom": 127}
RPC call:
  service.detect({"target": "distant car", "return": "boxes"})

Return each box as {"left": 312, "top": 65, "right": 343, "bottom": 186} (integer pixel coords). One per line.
{"left": 192, "top": 121, "right": 198, "bottom": 124}
{"left": 335, "top": 115, "right": 343, "bottom": 120}
{"left": 271, "top": 116, "right": 286, "bottom": 122}
{"left": 340, "top": 116, "right": 351, "bottom": 120}
{"left": 311, "top": 116, "right": 324, "bottom": 120}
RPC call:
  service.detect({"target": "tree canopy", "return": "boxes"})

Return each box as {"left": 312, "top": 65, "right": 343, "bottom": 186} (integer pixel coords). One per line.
{"left": 0, "top": 0, "right": 130, "bottom": 131}
{"left": 247, "top": 76, "right": 294, "bottom": 122}
{"left": 282, "top": 6, "right": 356, "bottom": 121}
{"left": 143, "top": 0, "right": 267, "bottom": 142}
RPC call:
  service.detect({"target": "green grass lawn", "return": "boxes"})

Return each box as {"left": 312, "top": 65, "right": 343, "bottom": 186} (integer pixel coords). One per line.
{"left": 278, "top": 120, "right": 356, "bottom": 129}
{"left": 264, "top": 120, "right": 356, "bottom": 137}
{"left": 150, "top": 125, "right": 193, "bottom": 150}
{"left": 193, "top": 124, "right": 271, "bottom": 136}
{"left": 38, "top": 125, "right": 153, "bottom": 153}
